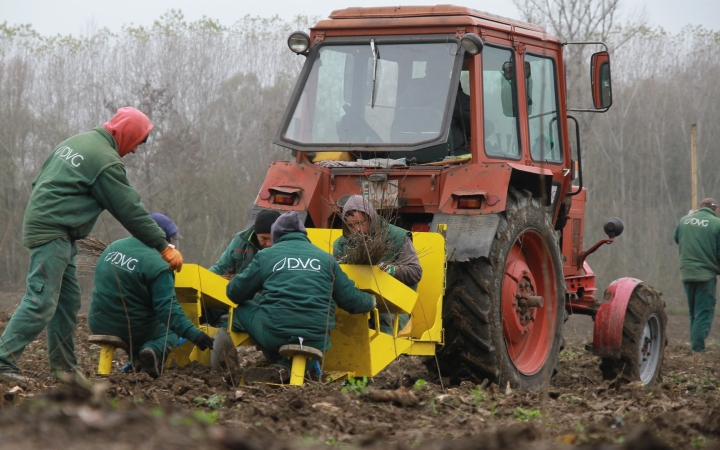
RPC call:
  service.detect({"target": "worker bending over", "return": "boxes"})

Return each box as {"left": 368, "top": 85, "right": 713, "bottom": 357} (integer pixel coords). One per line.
{"left": 88, "top": 213, "right": 214, "bottom": 379}
{"left": 0, "top": 107, "right": 183, "bottom": 386}
{"left": 333, "top": 195, "right": 422, "bottom": 334}
{"left": 226, "top": 211, "right": 375, "bottom": 383}
{"left": 205, "top": 209, "right": 281, "bottom": 328}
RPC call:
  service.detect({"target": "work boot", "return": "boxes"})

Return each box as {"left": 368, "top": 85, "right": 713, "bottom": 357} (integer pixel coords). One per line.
{"left": 0, "top": 371, "right": 28, "bottom": 388}
{"left": 243, "top": 364, "right": 289, "bottom": 384}
{"left": 139, "top": 348, "right": 160, "bottom": 379}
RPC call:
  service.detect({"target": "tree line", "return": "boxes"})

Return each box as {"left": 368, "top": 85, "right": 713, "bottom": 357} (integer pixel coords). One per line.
{"left": 1, "top": 5, "right": 718, "bottom": 312}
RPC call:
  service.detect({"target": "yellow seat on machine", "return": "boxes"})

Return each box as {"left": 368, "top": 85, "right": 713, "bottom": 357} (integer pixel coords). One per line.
{"left": 88, "top": 335, "right": 128, "bottom": 375}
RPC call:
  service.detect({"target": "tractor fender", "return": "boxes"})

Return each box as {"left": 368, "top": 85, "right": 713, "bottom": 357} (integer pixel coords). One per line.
{"left": 592, "top": 277, "right": 644, "bottom": 359}
{"left": 429, "top": 213, "right": 500, "bottom": 262}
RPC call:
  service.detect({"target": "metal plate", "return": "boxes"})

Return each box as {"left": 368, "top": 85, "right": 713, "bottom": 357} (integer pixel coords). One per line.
{"left": 430, "top": 213, "right": 500, "bottom": 261}
{"left": 211, "top": 328, "right": 240, "bottom": 372}
{"left": 362, "top": 180, "right": 399, "bottom": 209}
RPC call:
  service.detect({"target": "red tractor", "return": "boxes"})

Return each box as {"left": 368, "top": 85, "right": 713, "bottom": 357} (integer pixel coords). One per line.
{"left": 248, "top": 5, "right": 666, "bottom": 389}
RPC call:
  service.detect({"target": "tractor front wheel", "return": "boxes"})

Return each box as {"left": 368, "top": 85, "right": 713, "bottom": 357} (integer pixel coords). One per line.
{"left": 434, "top": 187, "right": 566, "bottom": 390}
{"left": 599, "top": 284, "right": 667, "bottom": 387}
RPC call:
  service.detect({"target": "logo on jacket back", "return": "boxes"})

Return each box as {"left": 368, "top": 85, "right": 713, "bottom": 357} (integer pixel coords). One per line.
{"left": 104, "top": 251, "right": 138, "bottom": 272}
{"left": 272, "top": 257, "right": 321, "bottom": 272}
{"left": 55, "top": 146, "right": 84, "bottom": 168}
{"left": 685, "top": 218, "right": 710, "bottom": 227}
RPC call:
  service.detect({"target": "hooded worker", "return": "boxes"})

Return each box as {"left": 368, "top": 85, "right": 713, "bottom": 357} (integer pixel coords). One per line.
{"left": 204, "top": 209, "right": 282, "bottom": 328}
{"left": 226, "top": 211, "right": 375, "bottom": 383}
{"left": 333, "top": 195, "right": 422, "bottom": 334}
{"left": 88, "top": 213, "right": 213, "bottom": 379}
{"left": 0, "top": 107, "right": 183, "bottom": 386}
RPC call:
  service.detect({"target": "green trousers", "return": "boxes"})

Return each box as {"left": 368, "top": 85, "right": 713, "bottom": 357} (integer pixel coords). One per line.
{"left": 684, "top": 278, "right": 717, "bottom": 353}
{"left": 378, "top": 313, "right": 410, "bottom": 335}
{"left": 0, "top": 238, "right": 81, "bottom": 374}
{"left": 234, "top": 300, "right": 327, "bottom": 369}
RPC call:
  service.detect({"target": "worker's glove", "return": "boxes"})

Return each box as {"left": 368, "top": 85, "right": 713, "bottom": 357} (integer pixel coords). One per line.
{"left": 377, "top": 262, "right": 395, "bottom": 277}
{"left": 160, "top": 245, "right": 184, "bottom": 272}
{"left": 192, "top": 332, "right": 214, "bottom": 351}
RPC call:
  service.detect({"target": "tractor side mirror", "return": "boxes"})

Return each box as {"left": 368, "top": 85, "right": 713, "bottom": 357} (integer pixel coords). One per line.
{"left": 590, "top": 51, "right": 612, "bottom": 109}
{"left": 603, "top": 217, "right": 624, "bottom": 238}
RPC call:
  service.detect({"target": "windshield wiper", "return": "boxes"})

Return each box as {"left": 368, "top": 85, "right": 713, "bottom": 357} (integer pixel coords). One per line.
{"left": 370, "top": 39, "right": 379, "bottom": 108}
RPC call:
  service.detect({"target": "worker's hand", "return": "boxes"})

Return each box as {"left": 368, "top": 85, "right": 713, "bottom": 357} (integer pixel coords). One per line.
{"left": 160, "top": 245, "right": 184, "bottom": 272}
{"left": 377, "top": 262, "right": 395, "bottom": 277}
{"left": 192, "top": 332, "right": 214, "bottom": 351}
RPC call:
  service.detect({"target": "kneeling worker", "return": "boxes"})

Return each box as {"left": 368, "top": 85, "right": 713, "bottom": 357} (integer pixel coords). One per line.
{"left": 205, "top": 209, "right": 281, "bottom": 328}
{"left": 88, "top": 213, "right": 214, "bottom": 378}
{"left": 333, "top": 195, "right": 422, "bottom": 334}
{"left": 226, "top": 211, "right": 375, "bottom": 382}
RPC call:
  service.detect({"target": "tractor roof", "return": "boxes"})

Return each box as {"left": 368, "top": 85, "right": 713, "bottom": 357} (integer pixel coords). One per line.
{"left": 314, "top": 4, "right": 553, "bottom": 40}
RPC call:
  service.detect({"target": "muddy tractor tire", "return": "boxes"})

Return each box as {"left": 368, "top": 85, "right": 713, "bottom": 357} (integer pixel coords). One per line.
{"left": 434, "top": 187, "right": 566, "bottom": 390}
{"left": 599, "top": 284, "right": 667, "bottom": 387}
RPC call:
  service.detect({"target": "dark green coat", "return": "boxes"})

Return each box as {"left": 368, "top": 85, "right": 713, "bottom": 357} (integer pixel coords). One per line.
{"left": 88, "top": 237, "right": 200, "bottom": 343}
{"left": 23, "top": 127, "right": 166, "bottom": 251}
{"left": 333, "top": 220, "right": 420, "bottom": 289}
{"left": 675, "top": 207, "right": 720, "bottom": 282}
{"left": 226, "top": 232, "right": 375, "bottom": 341}
{"left": 208, "top": 226, "right": 259, "bottom": 276}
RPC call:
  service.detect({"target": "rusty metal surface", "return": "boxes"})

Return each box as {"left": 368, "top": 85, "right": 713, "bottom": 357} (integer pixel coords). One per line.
{"left": 325, "top": 5, "right": 546, "bottom": 33}
{"left": 592, "top": 277, "right": 644, "bottom": 359}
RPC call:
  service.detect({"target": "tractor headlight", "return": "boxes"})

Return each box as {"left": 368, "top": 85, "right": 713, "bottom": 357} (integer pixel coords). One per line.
{"left": 287, "top": 31, "right": 311, "bottom": 55}
{"left": 460, "top": 33, "right": 484, "bottom": 55}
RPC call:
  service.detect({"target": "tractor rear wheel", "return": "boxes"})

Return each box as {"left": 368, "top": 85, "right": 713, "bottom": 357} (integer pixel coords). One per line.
{"left": 434, "top": 187, "right": 566, "bottom": 390}
{"left": 599, "top": 284, "right": 667, "bottom": 387}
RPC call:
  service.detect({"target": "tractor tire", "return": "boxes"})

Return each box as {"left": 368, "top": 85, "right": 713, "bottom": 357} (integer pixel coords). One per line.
{"left": 599, "top": 284, "right": 667, "bottom": 387}
{"left": 433, "top": 187, "right": 566, "bottom": 390}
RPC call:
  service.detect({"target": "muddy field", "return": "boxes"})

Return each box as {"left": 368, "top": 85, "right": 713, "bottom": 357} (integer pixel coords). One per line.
{"left": 1, "top": 307, "right": 720, "bottom": 450}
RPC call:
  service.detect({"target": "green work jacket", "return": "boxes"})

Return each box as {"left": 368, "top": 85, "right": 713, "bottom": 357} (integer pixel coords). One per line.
{"left": 88, "top": 237, "right": 200, "bottom": 343}
{"left": 208, "top": 226, "right": 258, "bottom": 276}
{"left": 333, "top": 220, "right": 419, "bottom": 289}
{"left": 22, "top": 127, "right": 166, "bottom": 251}
{"left": 226, "top": 232, "right": 375, "bottom": 341}
{"left": 675, "top": 207, "right": 720, "bottom": 282}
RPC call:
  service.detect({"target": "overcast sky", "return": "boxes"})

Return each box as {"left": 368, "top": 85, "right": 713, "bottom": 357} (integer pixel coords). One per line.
{"left": 3, "top": 0, "right": 718, "bottom": 36}
{"left": 0, "top": 0, "right": 720, "bottom": 35}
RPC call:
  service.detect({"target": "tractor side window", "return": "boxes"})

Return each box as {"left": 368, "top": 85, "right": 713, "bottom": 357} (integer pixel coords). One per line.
{"left": 482, "top": 46, "right": 521, "bottom": 158}
{"left": 525, "top": 54, "right": 562, "bottom": 163}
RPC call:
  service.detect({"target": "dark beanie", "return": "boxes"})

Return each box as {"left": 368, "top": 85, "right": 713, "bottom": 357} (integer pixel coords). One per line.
{"left": 271, "top": 211, "right": 307, "bottom": 243}
{"left": 254, "top": 209, "right": 281, "bottom": 234}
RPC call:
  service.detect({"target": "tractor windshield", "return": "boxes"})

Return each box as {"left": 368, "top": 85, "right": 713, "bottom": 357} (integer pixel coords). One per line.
{"left": 280, "top": 40, "right": 458, "bottom": 149}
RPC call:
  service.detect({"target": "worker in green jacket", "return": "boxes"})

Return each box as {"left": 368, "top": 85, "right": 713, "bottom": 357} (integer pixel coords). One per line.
{"left": 675, "top": 198, "right": 720, "bottom": 353}
{"left": 204, "top": 209, "right": 281, "bottom": 327}
{"left": 0, "top": 107, "right": 184, "bottom": 386}
{"left": 226, "top": 211, "right": 375, "bottom": 383}
{"left": 88, "top": 213, "right": 214, "bottom": 379}
{"left": 333, "top": 195, "right": 422, "bottom": 334}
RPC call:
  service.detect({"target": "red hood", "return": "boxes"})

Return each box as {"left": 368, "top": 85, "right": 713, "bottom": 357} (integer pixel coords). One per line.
{"left": 102, "top": 107, "right": 153, "bottom": 157}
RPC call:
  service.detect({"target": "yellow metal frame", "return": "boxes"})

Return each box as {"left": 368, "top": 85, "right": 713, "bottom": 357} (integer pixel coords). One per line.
{"left": 170, "top": 228, "right": 446, "bottom": 380}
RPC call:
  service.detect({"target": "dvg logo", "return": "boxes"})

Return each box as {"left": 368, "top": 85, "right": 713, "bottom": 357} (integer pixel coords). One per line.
{"left": 55, "top": 146, "right": 84, "bottom": 168}
{"left": 104, "top": 251, "right": 138, "bottom": 272}
{"left": 272, "top": 257, "right": 321, "bottom": 272}
{"left": 685, "top": 218, "right": 710, "bottom": 227}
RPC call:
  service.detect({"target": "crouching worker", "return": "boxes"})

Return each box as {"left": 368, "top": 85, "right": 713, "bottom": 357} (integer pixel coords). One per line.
{"left": 88, "top": 213, "right": 214, "bottom": 379}
{"left": 333, "top": 195, "right": 422, "bottom": 335}
{"left": 203, "top": 209, "right": 281, "bottom": 328}
{"left": 226, "top": 211, "right": 375, "bottom": 383}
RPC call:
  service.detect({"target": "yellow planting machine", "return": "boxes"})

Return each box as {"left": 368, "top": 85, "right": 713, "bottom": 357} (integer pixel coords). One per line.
{"left": 166, "top": 228, "right": 447, "bottom": 385}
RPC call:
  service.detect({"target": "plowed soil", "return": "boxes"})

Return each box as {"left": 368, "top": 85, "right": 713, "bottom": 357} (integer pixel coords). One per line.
{"left": 1, "top": 307, "right": 720, "bottom": 450}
